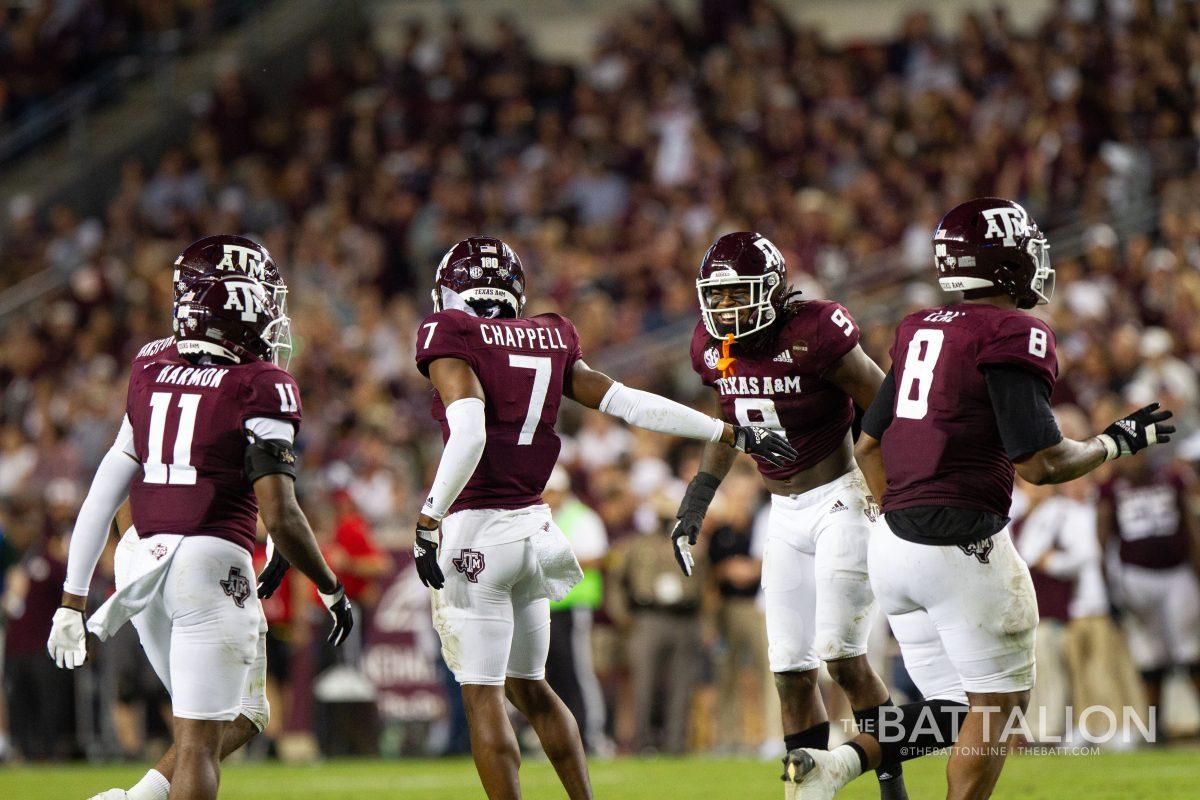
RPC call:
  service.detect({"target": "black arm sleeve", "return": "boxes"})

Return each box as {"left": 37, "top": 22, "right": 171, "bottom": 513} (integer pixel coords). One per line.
{"left": 861, "top": 367, "right": 896, "bottom": 439}
{"left": 983, "top": 365, "right": 1063, "bottom": 461}
{"left": 244, "top": 434, "right": 298, "bottom": 483}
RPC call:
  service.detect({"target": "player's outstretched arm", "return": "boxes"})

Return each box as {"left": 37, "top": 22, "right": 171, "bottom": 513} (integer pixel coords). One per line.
{"left": 566, "top": 360, "right": 798, "bottom": 466}
{"left": 1016, "top": 403, "right": 1176, "bottom": 485}
{"left": 50, "top": 427, "right": 140, "bottom": 669}
{"left": 254, "top": 474, "right": 353, "bottom": 646}
{"left": 414, "top": 357, "right": 488, "bottom": 589}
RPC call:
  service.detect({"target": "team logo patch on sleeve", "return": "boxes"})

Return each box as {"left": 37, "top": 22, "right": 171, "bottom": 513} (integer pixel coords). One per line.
{"left": 220, "top": 566, "right": 252, "bottom": 607}
{"left": 452, "top": 549, "right": 486, "bottom": 582}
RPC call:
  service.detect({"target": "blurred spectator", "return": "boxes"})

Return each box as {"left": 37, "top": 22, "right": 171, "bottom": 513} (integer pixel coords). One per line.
{"left": 544, "top": 466, "right": 610, "bottom": 755}
{"left": 2, "top": 521, "right": 72, "bottom": 761}
{"left": 325, "top": 489, "right": 392, "bottom": 613}
{"left": 1098, "top": 449, "right": 1200, "bottom": 740}
{"left": 607, "top": 493, "right": 706, "bottom": 754}
{"left": 705, "top": 467, "right": 769, "bottom": 754}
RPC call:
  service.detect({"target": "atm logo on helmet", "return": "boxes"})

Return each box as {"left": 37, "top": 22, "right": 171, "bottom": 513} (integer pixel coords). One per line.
{"left": 222, "top": 280, "right": 268, "bottom": 322}
{"left": 981, "top": 207, "right": 1028, "bottom": 247}
{"left": 216, "top": 244, "right": 269, "bottom": 281}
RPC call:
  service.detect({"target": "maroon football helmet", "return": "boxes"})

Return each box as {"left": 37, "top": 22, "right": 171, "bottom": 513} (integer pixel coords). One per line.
{"left": 933, "top": 198, "right": 1053, "bottom": 309}
{"left": 432, "top": 236, "right": 526, "bottom": 318}
{"left": 696, "top": 232, "right": 787, "bottom": 339}
{"left": 175, "top": 273, "right": 290, "bottom": 365}
{"left": 174, "top": 235, "right": 287, "bottom": 314}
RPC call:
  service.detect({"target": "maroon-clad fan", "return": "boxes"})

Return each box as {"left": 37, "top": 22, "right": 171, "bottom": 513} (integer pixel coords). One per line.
{"left": 788, "top": 198, "right": 1176, "bottom": 800}
{"left": 48, "top": 271, "right": 351, "bottom": 800}
{"left": 411, "top": 236, "right": 797, "bottom": 800}
{"left": 1099, "top": 458, "right": 1200, "bottom": 730}
{"left": 675, "top": 232, "right": 908, "bottom": 800}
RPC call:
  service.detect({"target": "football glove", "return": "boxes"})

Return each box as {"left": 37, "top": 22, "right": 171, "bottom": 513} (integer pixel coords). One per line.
{"left": 257, "top": 537, "right": 290, "bottom": 600}
{"left": 414, "top": 525, "right": 444, "bottom": 590}
{"left": 671, "top": 472, "right": 723, "bottom": 576}
{"left": 47, "top": 607, "right": 87, "bottom": 669}
{"left": 319, "top": 583, "right": 354, "bottom": 647}
{"left": 732, "top": 425, "right": 798, "bottom": 467}
{"left": 1099, "top": 403, "right": 1175, "bottom": 459}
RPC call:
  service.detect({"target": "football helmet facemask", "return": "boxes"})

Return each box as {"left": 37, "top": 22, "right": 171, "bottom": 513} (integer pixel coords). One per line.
{"left": 696, "top": 232, "right": 788, "bottom": 340}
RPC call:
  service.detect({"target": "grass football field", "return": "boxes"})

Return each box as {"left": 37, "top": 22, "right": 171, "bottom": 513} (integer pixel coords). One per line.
{"left": 3, "top": 749, "right": 1198, "bottom": 799}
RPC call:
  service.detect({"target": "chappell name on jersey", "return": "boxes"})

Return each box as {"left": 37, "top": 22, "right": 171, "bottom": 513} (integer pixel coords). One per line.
{"left": 715, "top": 374, "right": 802, "bottom": 397}
{"left": 154, "top": 364, "right": 229, "bottom": 388}
{"left": 479, "top": 323, "right": 569, "bottom": 351}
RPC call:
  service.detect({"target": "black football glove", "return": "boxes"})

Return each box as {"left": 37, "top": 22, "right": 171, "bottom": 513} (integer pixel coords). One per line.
{"left": 732, "top": 425, "right": 798, "bottom": 467}
{"left": 414, "top": 525, "right": 444, "bottom": 590}
{"left": 1099, "top": 403, "right": 1175, "bottom": 459}
{"left": 257, "top": 547, "right": 290, "bottom": 600}
{"left": 319, "top": 583, "right": 354, "bottom": 647}
{"left": 671, "top": 472, "right": 723, "bottom": 576}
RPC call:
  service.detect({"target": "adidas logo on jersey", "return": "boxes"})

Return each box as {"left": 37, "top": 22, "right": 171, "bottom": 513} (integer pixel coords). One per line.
{"left": 830, "top": 500, "right": 848, "bottom": 513}
{"left": 773, "top": 350, "right": 794, "bottom": 363}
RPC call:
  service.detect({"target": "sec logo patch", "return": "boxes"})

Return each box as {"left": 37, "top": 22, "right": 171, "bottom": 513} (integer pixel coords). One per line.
{"left": 703, "top": 347, "right": 720, "bottom": 370}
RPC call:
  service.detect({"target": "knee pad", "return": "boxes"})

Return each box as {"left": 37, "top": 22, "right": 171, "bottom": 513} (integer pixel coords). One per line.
{"left": 239, "top": 694, "right": 270, "bottom": 733}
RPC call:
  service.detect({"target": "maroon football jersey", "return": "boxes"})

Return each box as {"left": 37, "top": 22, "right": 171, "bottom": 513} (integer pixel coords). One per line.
{"left": 415, "top": 309, "right": 584, "bottom": 515}
{"left": 1099, "top": 469, "right": 1192, "bottom": 570}
{"left": 125, "top": 350, "right": 302, "bottom": 554}
{"left": 689, "top": 300, "right": 860, "bottom": 479}
{"left": 880, "top": 303, "right": 1058, "bottom": 518}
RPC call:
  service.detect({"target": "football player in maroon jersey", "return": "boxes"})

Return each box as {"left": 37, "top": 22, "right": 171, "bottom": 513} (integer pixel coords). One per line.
{"left": 50, "top": 235, "right": 296, "bottom": 800}
{"left": 673, "top": 231, "right": 907, "bottom": 800}
{"left": 789, "top": 198, "right": 1175, "bottom": 800}
{"left": 1098, "top": 455, "right": 1200, "bottom": 736}
{"left": 48, "top": 271, "right": 351, "bottom": 800}
{"left": 412, "top": 236, "right": 798, "bottom": 800}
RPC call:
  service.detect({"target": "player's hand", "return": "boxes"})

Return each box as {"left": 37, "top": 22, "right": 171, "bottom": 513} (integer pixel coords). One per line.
{"left": 257, "top": 539, "right": 290, "bottom": 600}
{"left": 732, "top": 425, "right": 798, "bottom": 467}
{"left": 671, "top": 472, "right": 723, "bottom": 576}
{"left": 1099, "top": 403, "right": 1175, "bottom": 459}
{"left": 47, "top": 607, "right": 87, "bottom": 669}
{"left": 414, "top": 524, "right": 444, "bottom": 590}
{"left": 319, "top": 583, "right": 354, "bottom": 647}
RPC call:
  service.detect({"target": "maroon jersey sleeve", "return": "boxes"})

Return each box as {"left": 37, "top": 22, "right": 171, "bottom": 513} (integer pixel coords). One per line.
{"left": 799, "top": 300, "right": 861, "bottom": 375}
{"left": 689, "top": 322, "right": 718, "bottom": 386}
{"left": 415, "top": 310, "right": 479, "bottom": 377}
{"left": 976, "top": 313, "right": 1058, "bottom": 388}
{"left": 543, "top": 312, "right": 584, "bottom": 378}
{"left": 242, "top": 364, "right": 303, "bottom": 429}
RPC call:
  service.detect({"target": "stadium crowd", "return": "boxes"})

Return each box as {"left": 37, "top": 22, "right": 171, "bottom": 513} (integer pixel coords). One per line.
{"left": 0, "top": 0, "right": 262, "bottom": 136}
{"left": 2, "top": 0, "right": 1200, "bottom": 763}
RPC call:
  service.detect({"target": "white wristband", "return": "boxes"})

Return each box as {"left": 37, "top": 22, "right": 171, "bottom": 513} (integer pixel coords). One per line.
{"left": 1097, "top": 433, "right": 1120, "bottom": 461}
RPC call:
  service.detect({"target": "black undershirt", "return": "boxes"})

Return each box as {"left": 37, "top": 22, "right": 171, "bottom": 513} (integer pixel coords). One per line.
{"left": 866, "top": 364, "right": 1063, "bottom": 545}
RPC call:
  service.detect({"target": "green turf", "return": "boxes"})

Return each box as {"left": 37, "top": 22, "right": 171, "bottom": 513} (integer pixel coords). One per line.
{"left": 2, "top": 749, "right": 1197, "bottom": 799}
